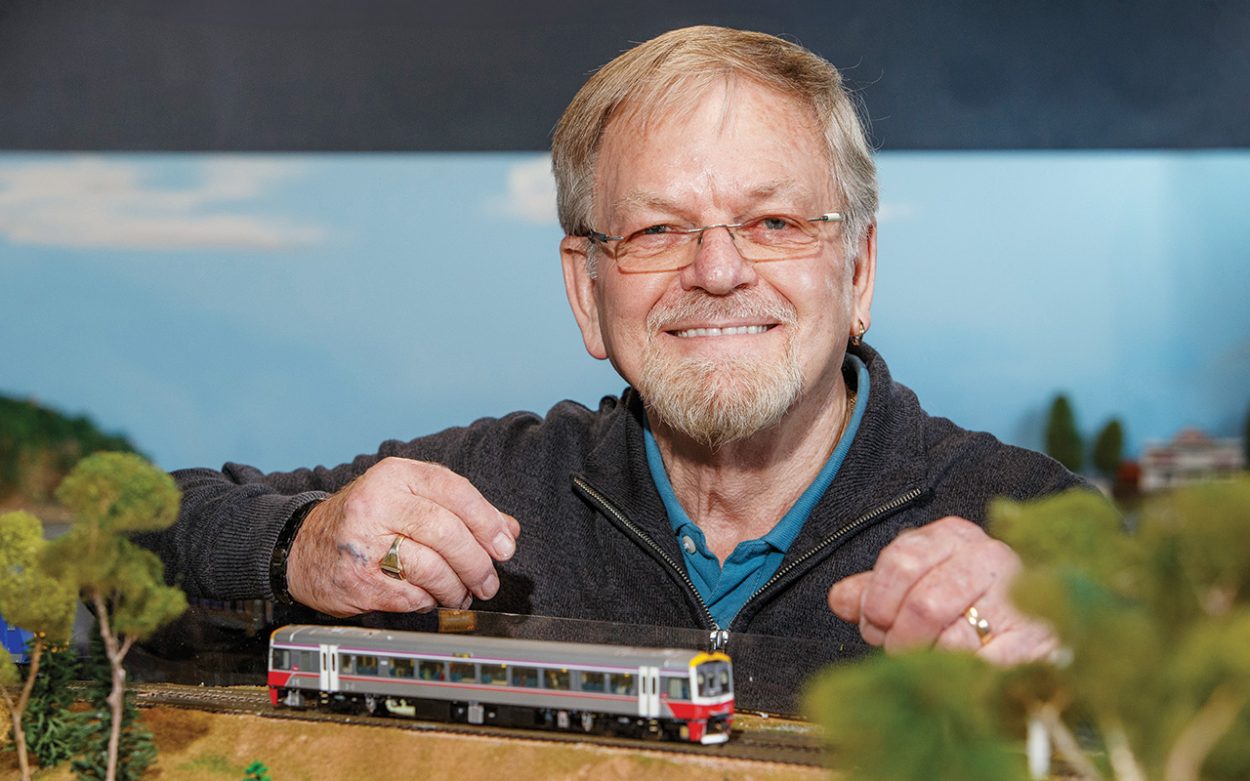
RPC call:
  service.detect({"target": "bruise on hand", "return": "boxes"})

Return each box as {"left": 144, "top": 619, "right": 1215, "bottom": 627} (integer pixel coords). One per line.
{"left": 338, "top": 541, "right": 370, "bottom": 567}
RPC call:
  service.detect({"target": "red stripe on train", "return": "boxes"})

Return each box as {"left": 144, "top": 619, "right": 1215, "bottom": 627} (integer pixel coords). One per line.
{"left": 267, "top": 670, "right": 295, "bottom": 705}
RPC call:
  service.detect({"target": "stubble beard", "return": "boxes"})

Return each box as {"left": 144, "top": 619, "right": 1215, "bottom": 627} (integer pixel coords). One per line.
{"left": 637, "top": 291, "right": 804, "bottom": 451}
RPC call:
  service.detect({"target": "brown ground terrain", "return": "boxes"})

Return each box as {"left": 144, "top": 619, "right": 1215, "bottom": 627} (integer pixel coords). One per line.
{"left": 4, "top": 707, "right": 833, "bottom": 781}
{"left": 0, "top": 498, "right": 71, "bottom": 527}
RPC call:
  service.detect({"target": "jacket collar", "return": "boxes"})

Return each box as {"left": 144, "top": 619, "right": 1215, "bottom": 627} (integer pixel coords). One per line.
{"left": 575, "top": 343, "right": 931, "bottom": 556}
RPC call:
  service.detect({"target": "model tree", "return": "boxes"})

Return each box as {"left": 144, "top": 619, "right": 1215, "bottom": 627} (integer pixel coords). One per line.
{"left": 806, "top": 650, "right": 1029, "bottom": 781}
{"left": 1091, "top": 418, "right": 1125, "bottom": 479}
{"left": 1044, "top": 394, "right": 1084, "bottom": 473}
{"left": 22, "top": 641, "right": 80, "bottom": 772}
{"left": 74, "top": 628, "right": 155, "bottom": 781}
{"left": 0, "top": 510, "right": 78, "bottom": 781}
{"left": 41, "top": 452, "right": 187, "bottom": 781}
{"left": 806, "top": 479, "right": 1250, "bottom": 780}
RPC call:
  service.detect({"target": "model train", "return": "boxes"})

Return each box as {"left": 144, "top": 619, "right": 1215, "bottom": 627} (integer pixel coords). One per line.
{"left": 268, "top": 624, "right": 734, "bottom": 744}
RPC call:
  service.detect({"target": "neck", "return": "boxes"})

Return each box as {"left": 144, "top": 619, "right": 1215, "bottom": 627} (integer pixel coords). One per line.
{"left": 650, "top": 368, "right": 853, "bottom": 563}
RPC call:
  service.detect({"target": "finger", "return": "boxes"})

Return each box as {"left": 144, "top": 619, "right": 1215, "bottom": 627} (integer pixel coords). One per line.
{"left": 369, "top": 579, "right": 439, "bottom": 615}
{"left": 860, "top": 618, "right": 888, "bottom": 647}
{"left": 882, "top": 550, "right": 993, "bottom": 653}
{"left": 828, "top": 571, "right": 871, "bottom": 622}
{"left": 860, "top": 517, "right": 984, "bottom": 632}
{"left": 388, "top": 537, "right": 473, "bottom": 610}
{"left": 502, "top": 512, "right": 521, "bottom": 539}
{"left": 935, "top": 603, "right": 990, "bottom": 654}
{"left": 398, "top": 496, "right": 501, "bottom": 601}
{"left": 403, "top": 462, "right": 518, "bottom": 561}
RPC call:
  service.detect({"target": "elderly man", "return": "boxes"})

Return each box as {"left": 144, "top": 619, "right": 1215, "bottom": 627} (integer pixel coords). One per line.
{"left": 148, "top": 26, "right": 1078, "bottom": 704}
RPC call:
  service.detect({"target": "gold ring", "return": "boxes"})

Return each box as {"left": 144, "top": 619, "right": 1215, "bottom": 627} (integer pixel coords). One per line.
{"left": 965, "top": 606, "right": 992, "bottom": 646}
{"left": 380, "top": 535, "right": 406, "bottom": 580}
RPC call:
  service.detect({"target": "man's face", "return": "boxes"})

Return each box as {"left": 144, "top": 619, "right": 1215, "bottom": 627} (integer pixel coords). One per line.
{"left": 561, "top": 78, "right": 876, "bottom": 447}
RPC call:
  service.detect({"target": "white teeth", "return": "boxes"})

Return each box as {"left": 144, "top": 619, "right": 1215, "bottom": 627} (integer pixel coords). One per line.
{"left": 673, "top": 325, "right": 770, "bottom": 338}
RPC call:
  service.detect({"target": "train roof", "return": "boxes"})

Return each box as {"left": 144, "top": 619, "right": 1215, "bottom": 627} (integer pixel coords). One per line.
{"left": 271, "top": 624, "right": 724, "bottom": 673}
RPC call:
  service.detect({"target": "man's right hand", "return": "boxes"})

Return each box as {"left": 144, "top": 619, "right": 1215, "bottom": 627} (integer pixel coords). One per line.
{"left": 284, "top": 457, "right": 520, "bottom": 617}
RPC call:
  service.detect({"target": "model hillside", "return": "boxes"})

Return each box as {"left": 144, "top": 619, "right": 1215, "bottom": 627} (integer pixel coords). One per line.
{"left": 0, "top": 394, "right": 138, "bottom": 504}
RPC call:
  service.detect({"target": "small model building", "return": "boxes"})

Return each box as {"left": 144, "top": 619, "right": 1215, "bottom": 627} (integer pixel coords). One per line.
{"left": 1139, "top": 428, "right": 1245, "bottom": 492}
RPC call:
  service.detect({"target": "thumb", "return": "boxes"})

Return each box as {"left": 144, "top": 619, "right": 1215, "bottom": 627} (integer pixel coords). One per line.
{"left": 828, "top": 571, "right": 871, "bottom": 622}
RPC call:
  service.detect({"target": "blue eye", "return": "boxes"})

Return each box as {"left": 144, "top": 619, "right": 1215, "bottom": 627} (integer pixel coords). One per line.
{"left": 640, "top": 224, "right": 672, "bottom": 235}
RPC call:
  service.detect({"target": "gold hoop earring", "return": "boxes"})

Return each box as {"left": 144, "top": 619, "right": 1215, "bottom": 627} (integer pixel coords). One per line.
{"left": 851, "top": 319, "right": 867, "bottom": 347}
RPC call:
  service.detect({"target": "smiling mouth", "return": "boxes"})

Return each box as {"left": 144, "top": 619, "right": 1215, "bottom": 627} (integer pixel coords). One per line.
{"left": 670, "top": 324, "right": 776, "bottom": 338}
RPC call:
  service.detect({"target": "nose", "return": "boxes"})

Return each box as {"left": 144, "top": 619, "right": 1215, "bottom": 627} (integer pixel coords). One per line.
{"left": 679, "top": 225, "right": 757, "bottom": 295}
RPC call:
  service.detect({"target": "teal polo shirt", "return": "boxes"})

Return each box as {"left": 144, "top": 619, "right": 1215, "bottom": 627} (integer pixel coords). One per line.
{"left": 643, "top": 354, "right": 870, "bottom": 629}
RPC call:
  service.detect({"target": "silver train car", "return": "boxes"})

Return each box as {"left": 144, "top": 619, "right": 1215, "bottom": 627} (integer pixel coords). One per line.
{"left": 268, "top": 624, "right": 734, "bottom": 744}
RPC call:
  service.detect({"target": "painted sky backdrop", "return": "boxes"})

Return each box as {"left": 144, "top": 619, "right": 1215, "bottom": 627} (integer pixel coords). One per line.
{"left": 2, "top": 151, "right": 1248, "bottom": 473}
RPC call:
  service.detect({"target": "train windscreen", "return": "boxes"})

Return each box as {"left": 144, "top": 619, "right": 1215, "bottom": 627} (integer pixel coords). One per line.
{"left": 696, "top": 661, "right": 732, "bottom": 698}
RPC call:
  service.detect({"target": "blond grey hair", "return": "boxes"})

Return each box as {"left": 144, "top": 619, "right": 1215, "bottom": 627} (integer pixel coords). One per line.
{"left": 551, "top": 25, "right": 877, "bottom": 271}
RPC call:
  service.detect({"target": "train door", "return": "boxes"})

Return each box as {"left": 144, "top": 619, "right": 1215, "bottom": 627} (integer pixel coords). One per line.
{"left": 319, "top": 644, "right": 340, "bottom": 692}
{"left": 639, "top": 666, "right": 660, "bottom": 718}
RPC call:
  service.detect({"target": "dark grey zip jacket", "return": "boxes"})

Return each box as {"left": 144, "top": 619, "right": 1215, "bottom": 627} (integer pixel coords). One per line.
{"left": 144, "top": 343, "right": 1082, "bottom": 712}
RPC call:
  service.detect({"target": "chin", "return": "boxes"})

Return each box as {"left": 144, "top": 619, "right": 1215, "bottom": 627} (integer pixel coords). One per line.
{"left": 638, "top": 350, "right": 804, "bottom": 450}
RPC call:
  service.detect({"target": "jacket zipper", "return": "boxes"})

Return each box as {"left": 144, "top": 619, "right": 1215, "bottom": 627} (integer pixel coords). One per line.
{"left": 572, "top": 475, "right": 720, "bottom": 632}
{"left": 733, "top": 486, "right": 927, "bottom": 629}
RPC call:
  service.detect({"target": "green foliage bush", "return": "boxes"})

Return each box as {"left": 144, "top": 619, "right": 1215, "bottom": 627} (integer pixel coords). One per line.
{"left": 806, "top": 479, "right": 1250, "bottom": 781}
{"left": 23, "top": 643, "right": 82, "bottom": 768}
{"left": 243, "top": 760, "right": 272, "bottom": 781}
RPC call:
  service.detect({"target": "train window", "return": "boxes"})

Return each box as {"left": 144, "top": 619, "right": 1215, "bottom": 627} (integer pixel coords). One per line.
{"left": 608, "top": 673, "right": 635, "bottom": 695}
{"left": 696, "top": 662, "right": 732, "bottom": 697}
{"left": 299, "top": 651, "right": 315, "bottom": 670}
{"left": 355, "top": 655, "right": 379, "bottom": 676}
{"left": 663, "top": 676, "right": 690, "bottom": 700}
{"left": 578, "top": 672, "right": 606, "bottom": 693}
{"left": 544, "top": 669, "right": 570, "bottom": 690}
{"left": 271, "top": 649, "right": 290, "bottom": 669}
{"left": 512, "top": 666, "right": 540, "bottom": 688}
{"left": 480, "top": 664, "right": 508, "bottom": 686}
{"left": 449, "top": 663, "right": 478, "bottom": 683}
{"left": 418, "top": 660, "right": 446, "bottom": 681}
{"left": 390, "top": 658, "right": 415, "bottom": 678}
{"left": 340, "top": 654, "right": 355, "bottom": 674}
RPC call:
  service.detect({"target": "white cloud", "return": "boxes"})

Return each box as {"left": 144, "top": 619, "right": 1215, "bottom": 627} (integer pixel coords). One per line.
{"left": 0, "top": 157, "right": 325, "bottom": 250}
{"left": 486, "top": 155, "right": 558, "bottom": 225}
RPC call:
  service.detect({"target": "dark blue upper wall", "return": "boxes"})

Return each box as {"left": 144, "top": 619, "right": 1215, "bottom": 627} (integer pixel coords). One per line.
{"left": 1, "top": 0, "right": 1246, "bottom": 151}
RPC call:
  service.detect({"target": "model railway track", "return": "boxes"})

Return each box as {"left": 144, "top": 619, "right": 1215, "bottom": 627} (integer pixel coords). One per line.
{"left": 131, "top": 683, "right": 826, "bottom": 767}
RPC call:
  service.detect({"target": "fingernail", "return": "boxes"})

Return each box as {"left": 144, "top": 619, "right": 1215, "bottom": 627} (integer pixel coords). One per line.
{"left": 481, "top": 571, "right": 500, "bottom": 599}
{"left": 493, "top": 532, "right": 515, "bottom": 560}
{"left": 460, "top": 594, "right": 474, "bottom": 610}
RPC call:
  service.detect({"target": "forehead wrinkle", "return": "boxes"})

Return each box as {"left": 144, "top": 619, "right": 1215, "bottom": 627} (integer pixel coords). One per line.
{"left": 610, "top": 190, "right": 686, "bottom": 216}
{"left": 742, "top": 179, "right": 814, "bottom": 205}
{"left": 612, "top": 179, "right": 816, "bottom": 220}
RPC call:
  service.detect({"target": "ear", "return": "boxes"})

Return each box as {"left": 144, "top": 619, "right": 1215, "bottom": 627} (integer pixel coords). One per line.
{"left": 560, "top": 235, "right": 608, "bottom": 360}
{"left": 850, "top": 221, "right": 877, "bottom": 336}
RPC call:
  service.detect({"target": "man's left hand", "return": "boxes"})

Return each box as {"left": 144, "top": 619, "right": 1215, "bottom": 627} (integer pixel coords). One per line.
{"left": 827, "top": 516, "right": 1058, "bottom": 665}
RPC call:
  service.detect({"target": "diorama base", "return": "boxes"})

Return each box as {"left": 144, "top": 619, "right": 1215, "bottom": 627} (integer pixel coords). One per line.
{"left": 12, "top": 705, "right": 829, "bottom": 781}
